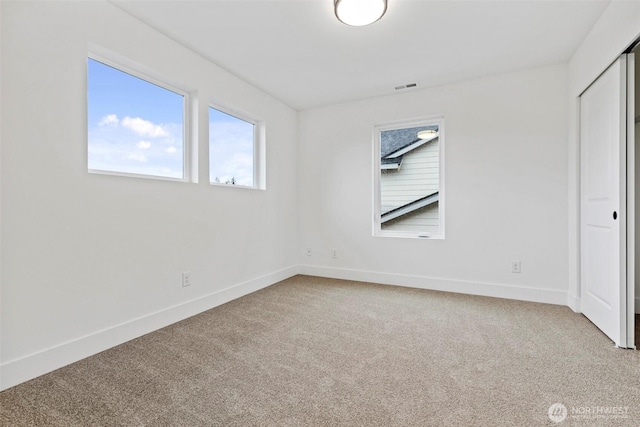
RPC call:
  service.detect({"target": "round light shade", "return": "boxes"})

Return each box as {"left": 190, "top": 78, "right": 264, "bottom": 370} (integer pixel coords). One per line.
{"left": 335, "top": 0, "right": 387, "bottom": 27}
{"left": 417, "top": 129, "right": 437, "bottom": 140}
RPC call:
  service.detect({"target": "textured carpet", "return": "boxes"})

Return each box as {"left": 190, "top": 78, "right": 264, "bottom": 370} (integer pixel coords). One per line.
{"left": 1, "top": 275, "right": 639, "bottom": 426}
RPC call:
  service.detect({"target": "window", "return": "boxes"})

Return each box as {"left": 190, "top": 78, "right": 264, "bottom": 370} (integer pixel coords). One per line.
{"left": 373, "top": 118, "right": 445, "bottom": 238}
{"left": 87, "top": 57, "right": 188, "bottom": 180}
{"left": 209, "top": 106, "right": 259, "bottom": 188}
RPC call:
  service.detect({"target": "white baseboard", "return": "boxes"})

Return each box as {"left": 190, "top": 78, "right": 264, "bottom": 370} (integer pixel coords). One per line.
{"left": 567, "top": 293, "right": 581, "bottom": 313}
{"left": 298, "top": 265, "right": 567, "bottom": 306}
{"left": 0, "top": 265, "right": 298, "bottom": 391}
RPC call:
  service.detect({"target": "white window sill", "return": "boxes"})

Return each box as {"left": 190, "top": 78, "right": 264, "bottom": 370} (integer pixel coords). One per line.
{"left": 373, "top": 231, "right": 445, "bottom": 240}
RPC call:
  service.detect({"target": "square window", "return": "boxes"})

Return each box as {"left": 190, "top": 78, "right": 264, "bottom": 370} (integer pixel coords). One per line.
{"left": 209, "top": 106, "right": 257, "bottom": 188}
{"left": 374, "top": 119, "right": 445, "bottom": 238}
{"left": 87, "top": 57, "right": 187, "bottom": 180}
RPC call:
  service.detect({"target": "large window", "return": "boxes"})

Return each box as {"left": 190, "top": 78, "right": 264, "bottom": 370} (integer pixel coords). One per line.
{"left": 87, "top": 57, "right": 188, "bottom": 180}
{"left": 209, "top": 106, "right": 259, "bottom": 188}
{"left": 373, "top": 118, "right": 445, "bottom": 238}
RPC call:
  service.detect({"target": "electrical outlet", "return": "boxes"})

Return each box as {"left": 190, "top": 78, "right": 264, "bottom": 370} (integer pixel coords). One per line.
{"left": 332, "top": 248, "right": 338, "bottom": 259}
{"left": 182, "top": 271, "right": 192, "bottom": 287}
{"left": 306, "top": 248, "right": 312, "bottom": 257}
{"left": 511, "top": 261, "right": 521, "bottom": 274}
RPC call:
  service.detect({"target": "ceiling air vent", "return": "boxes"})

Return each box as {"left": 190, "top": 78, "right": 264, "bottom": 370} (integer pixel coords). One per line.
{"left": 394, "top": 83, "right": 418, "bottom": 91}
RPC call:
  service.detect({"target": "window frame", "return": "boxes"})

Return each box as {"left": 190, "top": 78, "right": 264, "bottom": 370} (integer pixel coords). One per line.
{"left": 208, "top": 102, "right": 265, "bottom": 190}
{"left": 373, "top": 116, "right": 446, "bottom": 239}
{"left": 87, "top": 52, "right": 193, "bottom": 182}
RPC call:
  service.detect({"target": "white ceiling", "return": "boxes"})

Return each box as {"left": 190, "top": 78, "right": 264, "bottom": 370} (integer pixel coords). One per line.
{"left": 111, "top": 0, "right": 611, "bottom": 110}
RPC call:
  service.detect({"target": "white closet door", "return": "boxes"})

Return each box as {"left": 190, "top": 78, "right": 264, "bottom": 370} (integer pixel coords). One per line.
{"left": 580, "top": 56, "right": 628, "bottom": 348}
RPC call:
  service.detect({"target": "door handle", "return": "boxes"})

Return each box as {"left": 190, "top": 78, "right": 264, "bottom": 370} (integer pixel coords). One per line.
{"left": 613, "top": 211, "right": 618, "bottom": 220}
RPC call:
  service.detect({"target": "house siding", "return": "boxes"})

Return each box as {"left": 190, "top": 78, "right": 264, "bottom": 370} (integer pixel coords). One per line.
{"left": 380, "top": 137, "right": 439, "bottom": 214}
{"left": 382, "top": 202, "right": 439, "bottom": 233}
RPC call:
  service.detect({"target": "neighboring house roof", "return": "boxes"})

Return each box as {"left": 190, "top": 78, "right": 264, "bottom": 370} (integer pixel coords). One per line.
{"left": 380, "top": 126, "right": 440, "bottom": 223}
{"left": 381, "top": 125, "right": 438, "bottom": 168}
{"left": 381, "top": 191, "right": 439, "bottom": 223}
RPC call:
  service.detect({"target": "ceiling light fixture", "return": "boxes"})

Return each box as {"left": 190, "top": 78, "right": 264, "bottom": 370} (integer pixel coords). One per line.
{"left": 335, "top": 0, "right": 387, "bottom": 27}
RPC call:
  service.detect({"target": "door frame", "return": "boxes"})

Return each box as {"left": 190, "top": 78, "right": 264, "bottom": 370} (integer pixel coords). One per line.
{"left": 625, "top": 53, "right": 636, "bottom": 349}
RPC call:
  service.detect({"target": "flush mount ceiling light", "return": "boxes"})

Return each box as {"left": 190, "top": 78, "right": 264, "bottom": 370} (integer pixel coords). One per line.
{"left": 335, "top": 0, "right": 388, "bottom": 27}
{"left": 417, "top": 129, "right": 437, "bottom": 140}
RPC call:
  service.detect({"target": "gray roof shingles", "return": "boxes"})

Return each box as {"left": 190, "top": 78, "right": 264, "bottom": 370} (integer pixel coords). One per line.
{"left": 380, "top": 125, "right": 438, "bottom": 165}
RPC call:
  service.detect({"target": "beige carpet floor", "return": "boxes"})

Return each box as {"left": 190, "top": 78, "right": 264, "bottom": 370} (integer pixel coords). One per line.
{"left": 1, "top": 275, "right": 639, "bottom": 426}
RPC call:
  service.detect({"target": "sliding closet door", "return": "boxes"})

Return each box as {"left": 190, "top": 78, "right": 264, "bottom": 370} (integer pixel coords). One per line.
{"left": 580, "top": 56, "right": 629, "bottom": 348}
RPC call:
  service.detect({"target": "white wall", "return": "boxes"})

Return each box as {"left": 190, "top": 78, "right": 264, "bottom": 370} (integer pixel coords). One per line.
{"left": 0, "top": 1, "right": 298, "bottom": 390}
{"left": 0, "top": 0, "right": 4, "bottom": 383}
{"left": 298, "top": 65, "right": 569, "bottom": 304}
{"left": 567, "top": 1, "right": 640, "bottom": 311}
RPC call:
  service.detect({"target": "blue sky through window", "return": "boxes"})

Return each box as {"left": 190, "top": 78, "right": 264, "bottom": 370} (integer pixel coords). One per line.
{"left": 88, "top": 58, "right": 184, "bottom": 178}
{"left": 209, "top": 107, "right": 254, "bottom": 187}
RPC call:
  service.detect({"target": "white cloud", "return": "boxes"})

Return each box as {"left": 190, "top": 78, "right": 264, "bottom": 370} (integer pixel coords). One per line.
{"left": 127, "top": 152, "right": 147, "bottom": 162}
{"left": 121, "top": 116, "right": 169, "bottom": 138}
{"left": 165, "top": 146, "right": 177, "bottom": 154}
{"left": 137, "top": 140, "right": 152, "bottom": 150}
{"left": 98, "top": 114, "right": 119, "bottom": 127}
